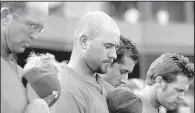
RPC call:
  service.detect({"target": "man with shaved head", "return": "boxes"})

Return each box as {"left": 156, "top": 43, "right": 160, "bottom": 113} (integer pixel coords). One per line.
{"left": 1, "top": 2, "right": 50, "bottom": 113}
{"left": 52, "top": 11, "right": 120, "bottom": 113}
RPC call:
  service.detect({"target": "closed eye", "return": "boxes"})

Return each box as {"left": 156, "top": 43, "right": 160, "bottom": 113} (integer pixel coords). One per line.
{"left": 104, "top": 44, "right": 112, "bottom": 48}
{"left": 25, "top": 20, "right": 44, "bottom": 28}
{"left": 104, "top": 43, "right": 115, "bottom": 49}
{"left": 120, "top": 69, "right": 129, "bottom": 74}
{"left": 176, "top": 88, "right": 185, "bottom": 93}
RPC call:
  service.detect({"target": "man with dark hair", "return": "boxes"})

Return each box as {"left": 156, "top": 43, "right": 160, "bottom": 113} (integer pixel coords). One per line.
{"left": 138, "top": 53, "right": 194, "bottom": 113}
{"left": 102, "top": 35, "right": 140, "bottom": 87}
{"left": 1, "top": 2, "right": 49, "bottom": 113}
{"left": 53, "top": 11, "right": 120, "bottom": 113}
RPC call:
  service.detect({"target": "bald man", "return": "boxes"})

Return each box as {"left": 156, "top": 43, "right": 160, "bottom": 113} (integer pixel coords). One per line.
{"left": 1, "top": 2, "right": 50, "bottom": 113}
{"left": 52, "top": 11, "right": 120, "bottom": 113}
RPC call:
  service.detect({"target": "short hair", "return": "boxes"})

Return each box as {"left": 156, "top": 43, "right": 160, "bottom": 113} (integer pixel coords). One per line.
{"left": 146, "top": 53, "right": 194, "bottom": 85}
{"left": 113, "top": 35, "right": 140, "bottom": 64}
{"left": 1, "top": 2, "right": 28, "bottom": 14}
{"left": 24, "top": 52, "right": 61, "bottom": 75}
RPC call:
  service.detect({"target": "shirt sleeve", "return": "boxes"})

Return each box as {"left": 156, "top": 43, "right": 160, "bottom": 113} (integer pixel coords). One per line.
{"left": 51, "top": 91, "right": 85, "bottom": 113}
{"left": 1, "top": 92, "right": 6, "bottom": 113}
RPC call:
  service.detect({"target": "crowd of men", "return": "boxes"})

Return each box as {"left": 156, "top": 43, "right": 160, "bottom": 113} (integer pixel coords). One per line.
{"left": 1, "top": 2, "right": 194, "bottom": 113}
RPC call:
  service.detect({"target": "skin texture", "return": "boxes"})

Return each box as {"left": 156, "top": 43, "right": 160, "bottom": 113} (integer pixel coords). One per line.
{"left": 1, "top": 2, "right": 48, "bottom": 57}
{"left": 1, "top": 2, "right": 50, "bottom": 113}
{"left": 157, "top": 74, "right": 192, "bottom": 110}
{"left": 68, "top": 11, "right": 120, "bottom": 77}
{"left": 103, "top": 56, "right": 136, "bottom": 87}
{"left": 85, "top": 30, "right": 120, "bottom": 74}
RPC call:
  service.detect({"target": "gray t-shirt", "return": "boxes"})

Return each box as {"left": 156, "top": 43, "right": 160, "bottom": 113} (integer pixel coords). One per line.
{"left": 52, "top": 66, "right": 113, "bottom": 113}
{"left": 1, "top": 57, "right": 28, "bottom": 113}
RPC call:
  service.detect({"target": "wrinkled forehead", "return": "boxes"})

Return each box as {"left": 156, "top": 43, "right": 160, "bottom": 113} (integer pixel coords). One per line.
{"left": 171, "top": 75, "right": 192, "bottom": 91}
{"left": 24, "top": 2, "right": 48, "bottom": 23}
{"left": 97, "top": 29, "right": 120, "bottom": 46}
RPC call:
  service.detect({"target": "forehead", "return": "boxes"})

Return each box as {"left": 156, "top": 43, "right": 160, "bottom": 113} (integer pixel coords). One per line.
{"left": 23, "top": 2, "right": 48, "bottom": 23}
{"left": 169, "top": 74, "right": 192, "bottom": 90}
{"left": 96, "top": 30, "right": 120, "bottom": 46}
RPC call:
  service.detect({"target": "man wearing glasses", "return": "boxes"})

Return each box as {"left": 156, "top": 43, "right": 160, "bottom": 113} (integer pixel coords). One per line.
{"left": 1, "top": 2, "right": 50, "bottom": 113}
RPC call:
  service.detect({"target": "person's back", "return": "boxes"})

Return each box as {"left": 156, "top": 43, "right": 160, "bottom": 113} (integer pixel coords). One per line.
{"left": 1, "top": 57, "right": 28, "bottom": 113}
{"left": 53, "top": 66, "right": 109, "bottom": 113}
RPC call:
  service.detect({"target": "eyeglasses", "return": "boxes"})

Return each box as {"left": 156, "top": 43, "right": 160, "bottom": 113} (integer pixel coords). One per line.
{"left": 14, "top": 13, "right": 45, "bottom": 33}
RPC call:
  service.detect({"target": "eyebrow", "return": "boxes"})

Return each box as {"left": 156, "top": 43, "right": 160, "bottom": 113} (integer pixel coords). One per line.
{"left": 104, "top": 42, "right": 119, "bottom": 47}
{"left": 25, "top": 20, "right": 44, "bottom": 27}
{"left": 104, "top": 43, "right": 117, "bottom": 47}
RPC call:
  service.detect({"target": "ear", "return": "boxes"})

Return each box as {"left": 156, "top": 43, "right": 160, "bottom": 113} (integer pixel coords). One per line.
{"left": 79, "top": 35, "right": 90, "bottom": 50}
{"left": 1, "top": 7, "right": 11, "bottom": 26}
{"left": 156, "top": 76, "right": 166, "bottom": 91}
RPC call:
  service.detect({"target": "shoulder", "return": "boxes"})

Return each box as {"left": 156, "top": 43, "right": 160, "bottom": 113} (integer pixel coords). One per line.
{"left": 58, "top": 68, "right": 89, "bottom": 110}
{"left": 59, "top": 66, "right": 88, "bottom": 98}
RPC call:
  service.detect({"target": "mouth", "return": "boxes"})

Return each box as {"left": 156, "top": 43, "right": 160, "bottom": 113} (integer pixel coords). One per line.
{"left": 103, "top": 60, "right": 113, "bottom": 64}
{"left": 115, "top": 82, "right": 122, "bottom": 87}
{"left": 23, "top": 42, "right": 30, "bottom": 48}
{"left": 171, "top": 102, "right": 178, "bottom": 108}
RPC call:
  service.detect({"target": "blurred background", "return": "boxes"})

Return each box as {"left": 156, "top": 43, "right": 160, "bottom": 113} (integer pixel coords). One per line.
{"left": 17, "top": 2, "right": 194, "bottom": 113}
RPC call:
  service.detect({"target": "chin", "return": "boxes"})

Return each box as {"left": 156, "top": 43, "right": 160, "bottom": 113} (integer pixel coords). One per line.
{"left": 96, "top": 66, "right": 108, "bottom": 74}
{"left": 165, "top": 105, "right": 176, "bottom": 111}
{"left": 98, "top": 69, "right": 107, "bottom": 74}
{"left": 18, "top": 47, "right": 26, "bottom": 53}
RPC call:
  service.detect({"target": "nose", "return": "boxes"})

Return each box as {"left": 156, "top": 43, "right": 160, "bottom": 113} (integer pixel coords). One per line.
{"left": 123, "top": 73, "right": 129, "bottom": 80}
{"left": 177, "top": 93, "right": 185, "bottom": 103}
{"left": 120, "top": 78, "right": 129, "bottom": 85}
{"left": 29, "top": 33, "right": 38, "bottom": 39}
{"left": 108, "top": 47, "right": 117, "bottom": 59}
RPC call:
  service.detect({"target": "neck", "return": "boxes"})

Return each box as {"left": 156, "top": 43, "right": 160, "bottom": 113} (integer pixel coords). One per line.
{"left": 67, "top": 49, "right": 96, "bottom": 78}
{"left": 140, "top": 85, "right": 161, "bottom": 109}
{"left": 101, "top": 72, "right": 112, "bottom": 85}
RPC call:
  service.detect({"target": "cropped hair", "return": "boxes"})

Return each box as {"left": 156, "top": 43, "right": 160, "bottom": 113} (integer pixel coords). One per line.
{"left": 113, "top": 35, "right": 140, "bottom": 64}
{"left": 146, "top": 53, "right": 194, "bottom": 85}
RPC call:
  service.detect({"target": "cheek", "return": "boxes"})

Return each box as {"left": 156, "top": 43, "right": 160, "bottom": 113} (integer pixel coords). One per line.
{"left": 88, "top": 45, "right": 106, "bottom": 61}
{"left": 109, "top": 64, "right": 120, "bottom": 74}
{"left": 109, "top": 68, "right": 120, "bottom": 78}
{"left": 8, "top": 22, "right": 29, "bottom": 41}
{"left": 163, "top": 88, "right": 178, "bottom": 102}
